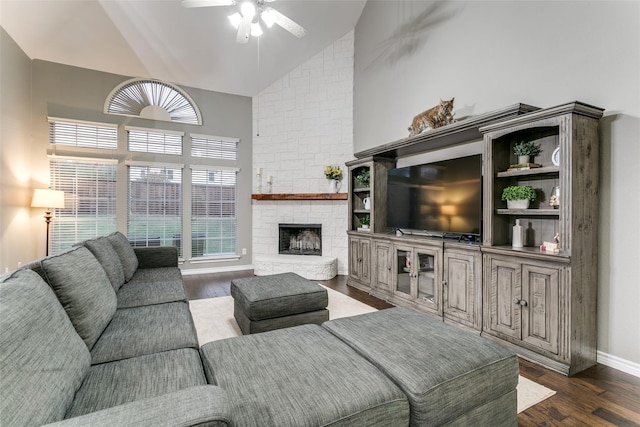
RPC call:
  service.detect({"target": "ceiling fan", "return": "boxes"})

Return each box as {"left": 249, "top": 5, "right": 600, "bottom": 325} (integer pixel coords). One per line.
{"left": 181, "top": 0, "right": 307, "bottom": 44}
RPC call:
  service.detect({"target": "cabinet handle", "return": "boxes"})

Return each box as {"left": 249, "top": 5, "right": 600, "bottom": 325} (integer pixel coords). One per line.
{"left": 519, "top": 300, "right": 528, "bottom": 307}
{"left": 514, "top": 298, "right": 528, "bottom": 307}
{"left": 514, "top": 298, "right": 521, "bottom": 305}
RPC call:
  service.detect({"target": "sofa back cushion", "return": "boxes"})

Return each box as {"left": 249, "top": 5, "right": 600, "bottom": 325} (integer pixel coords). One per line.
{"left": 82, "top": 237, "right": 126, "bottom": 291}
{"left": 106, "top": 231, "right": 138, "bottom": 282}
{"left": 0, "top": 269, "right": 91, "bottom": 426}
{"left": 40, "top": 246, "right": 117, "bottom": 350}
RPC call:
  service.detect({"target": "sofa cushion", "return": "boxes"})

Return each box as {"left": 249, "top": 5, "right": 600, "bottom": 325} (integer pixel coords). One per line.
{"left": 117, "top": 267, "right": 186, "bottom": 308}
{"left": 322, "top": 307, "right": 519, "bottom": 426}
{"left": 90, "top": 301, "right": 199, "bottom": 364}
{"left": 83, "top": 237, "right": 126, "bottom": 291}
{"left": 0, "top": 269, "right": 91, "bottom": 427}
{"left": 66, "top": 348, "right": 207, "bottom": 418}
{"left": 200, "top": 324, "right": 410, "bottom": 426}
{"left": 106, "top": 231, "right": 138, "bottom": 282}
{"left": 40, "top": 246, "right": 117, "bottom": 350}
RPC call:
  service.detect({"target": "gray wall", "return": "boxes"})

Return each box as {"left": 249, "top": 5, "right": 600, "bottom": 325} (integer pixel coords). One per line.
{"left": 0, "top": 28, "right": 34, "bottom": 271}
{"left": 354, "top": 1, "right": 640, "bottom": 369}
{"left": 1, "top": 39, "right": 254, "bottom": 272}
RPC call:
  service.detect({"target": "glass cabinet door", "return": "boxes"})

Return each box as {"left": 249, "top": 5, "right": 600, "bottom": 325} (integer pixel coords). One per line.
{"left": 394, "top": 247, "right": 412, "bottom": 297}
{"left": 393, "top": 245, "right": 441, "bottom": 314}
{"left": 416, "top": 251, "right": 436, "bottom": 304}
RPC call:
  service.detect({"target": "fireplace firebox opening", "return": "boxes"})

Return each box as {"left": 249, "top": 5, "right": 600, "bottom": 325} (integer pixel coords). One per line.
{"left": 279, "top": 224, "right": 322, "bottom": 256}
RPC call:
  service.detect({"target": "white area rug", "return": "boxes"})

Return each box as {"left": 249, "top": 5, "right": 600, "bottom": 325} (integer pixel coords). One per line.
{"left": 516, "top": 375, "right": 556, "bottom": 413}
{"left": 188, "top": 285, "right": 377, "bottom": 345}
{"left": 189, "top": 285, "right": 555, "bottom": 414}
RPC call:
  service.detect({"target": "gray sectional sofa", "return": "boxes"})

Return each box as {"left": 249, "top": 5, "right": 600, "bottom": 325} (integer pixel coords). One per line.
{"left": 1, "top": 231, "right": 519, "bottom": 426}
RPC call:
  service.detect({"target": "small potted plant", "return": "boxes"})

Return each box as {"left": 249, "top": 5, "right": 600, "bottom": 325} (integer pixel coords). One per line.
{"left": 513, "top": 141, "right": 542, "bottom": 164}
{"left": 502, "top": 185, "right": 537, "bottom": 209}
{"left": 355, "top": 169, "right": 370, "bottom": 188}
{"left": 360, "top": 215, "right": 370, "bottom": 230}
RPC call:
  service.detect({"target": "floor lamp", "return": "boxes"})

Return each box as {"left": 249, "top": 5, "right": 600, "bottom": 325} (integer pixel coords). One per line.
{"left": 31, "top": 189, "right": 65, "bottom": 256}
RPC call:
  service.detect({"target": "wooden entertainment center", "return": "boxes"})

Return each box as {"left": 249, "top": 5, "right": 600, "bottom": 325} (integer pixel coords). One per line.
{"left": 346, "top": 101, "right": 604, "bottom": 376}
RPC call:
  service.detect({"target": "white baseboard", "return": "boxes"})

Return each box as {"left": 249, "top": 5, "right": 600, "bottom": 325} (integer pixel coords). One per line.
{"left": 597, "top": 350, "right": 640, "bottom": 378}
{"left": 180, "top": 264, "right": 254, "bottom": 276}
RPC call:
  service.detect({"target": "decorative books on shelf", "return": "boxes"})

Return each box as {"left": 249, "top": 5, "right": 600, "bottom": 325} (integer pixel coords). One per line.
{"left": 507, "top": 163, "right": 541, "bottom": 171}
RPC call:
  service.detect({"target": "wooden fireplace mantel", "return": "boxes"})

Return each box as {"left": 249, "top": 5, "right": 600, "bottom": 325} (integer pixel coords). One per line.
{"left": 251, "top": 193, "right": 348, "bottom": 201}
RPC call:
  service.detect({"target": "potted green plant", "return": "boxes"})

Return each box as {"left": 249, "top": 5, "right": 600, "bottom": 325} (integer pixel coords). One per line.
{"left": 513, "top": 141, "right": 542, "bottom": 164}
{"left": 355, "top": 169, "right": 370, "bottom": 188}
{"left": 502, "top": 185, "right": 537, "bottom": 209}
{"left": 360, "top": 215, "right": 370, "bottom": 230}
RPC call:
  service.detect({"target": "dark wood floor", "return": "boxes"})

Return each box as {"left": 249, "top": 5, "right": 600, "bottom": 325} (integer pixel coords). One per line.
{"left": 183, "top": 271, "right": 640, "bottom": 427}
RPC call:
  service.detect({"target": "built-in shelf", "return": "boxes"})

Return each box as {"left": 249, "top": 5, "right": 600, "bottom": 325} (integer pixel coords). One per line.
{"left": 496, "top": 208, "right": 560, "bottom": 216}
{"left": 496, "top": 166, "right": 560, "bottom": 178}
{"left": 252, "top": 193, "right": 348, "bottom": 201}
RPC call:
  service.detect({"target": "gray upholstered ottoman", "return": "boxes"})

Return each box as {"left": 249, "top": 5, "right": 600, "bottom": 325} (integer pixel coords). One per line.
{"left": 323, "top": 307, "right": 519, "bottom": 426}
{"left": 231, "top": 272, "right": 329, "bottom": 334}
{"left": 199, "top": 325, "right": 410, "bottom": 426}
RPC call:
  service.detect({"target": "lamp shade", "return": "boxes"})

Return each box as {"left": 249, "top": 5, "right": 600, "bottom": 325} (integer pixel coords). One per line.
{"left": 31, "top": 189, "right": 65, "bottom": 209}
{"left": 440, "top": 205, "right": 457, "bottom": 216}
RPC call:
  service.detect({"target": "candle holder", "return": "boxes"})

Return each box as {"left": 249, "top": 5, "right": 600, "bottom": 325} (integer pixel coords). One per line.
{"left": 266, "top": 176, "right": 273, "bottom": 193}
{"left": 256, "top": 173, "right": 262, "bottom": 194}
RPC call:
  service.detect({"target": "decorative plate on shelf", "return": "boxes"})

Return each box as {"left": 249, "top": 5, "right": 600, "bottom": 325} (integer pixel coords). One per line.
{"left": 552, "top": 147, "right": 560, "bottom": 166}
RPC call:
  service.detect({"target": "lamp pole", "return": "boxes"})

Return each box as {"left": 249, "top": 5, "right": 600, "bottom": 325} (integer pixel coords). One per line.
{"left": 44, "top": 209, "right": 53, "bottom": 257}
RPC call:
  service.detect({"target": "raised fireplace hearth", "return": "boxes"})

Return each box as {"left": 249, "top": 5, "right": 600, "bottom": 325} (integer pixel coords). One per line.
{"left": 279, "top": 224, "right": 322, "bottom": 256}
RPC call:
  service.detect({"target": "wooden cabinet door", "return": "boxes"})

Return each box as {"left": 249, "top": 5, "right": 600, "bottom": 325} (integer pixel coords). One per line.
{"left": 444, "top": 249, "right": 480, "bottom": 329}
{"left": 374, "top": 241, "right": 392, "bottom": 294}
{"left": 360, "top": 238, "right": 371, "bottom": 285}
{"left": 349, "top": 236, "right": 371, "bottom": 285}
{"left": 522, "top": 264, "right": 560, "bottom": 354}
{"left": 349, "top": 237, "right": 360, "bottom": 281}
{"left": 487, "top": 256, "right": 522, "bottom": 340}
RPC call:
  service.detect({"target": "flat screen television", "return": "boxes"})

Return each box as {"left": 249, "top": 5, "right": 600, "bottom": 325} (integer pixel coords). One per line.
{"left": 386, "top": 154, "right": 482, "bottom": 238}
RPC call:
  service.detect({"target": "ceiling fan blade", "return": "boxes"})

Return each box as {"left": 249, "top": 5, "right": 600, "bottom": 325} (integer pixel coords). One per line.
{"left": 236, "top": 13, "right": 251, "bottom": 43}
{"left": 268, "top": 7, "right": 307, "bottom": 38}
{"left": 181, "top": 0, "right": 235, "bottom": 8}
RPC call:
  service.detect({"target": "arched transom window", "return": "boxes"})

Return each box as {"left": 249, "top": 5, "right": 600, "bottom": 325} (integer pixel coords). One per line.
{"left": 104, "top": 78, "right": 202, "bottom": 125}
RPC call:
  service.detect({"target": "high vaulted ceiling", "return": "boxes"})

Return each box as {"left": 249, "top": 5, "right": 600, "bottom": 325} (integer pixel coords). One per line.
{"left": 0, "top": 0, "right": 366, "bottom": 97}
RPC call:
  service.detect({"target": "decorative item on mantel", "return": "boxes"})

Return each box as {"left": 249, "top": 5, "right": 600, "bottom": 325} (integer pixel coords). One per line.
{"left": 502, "top": 185, "right": 537, "bottom": 209}
{"left": 355, "top": 169, "right": 370, "bottom": 188}
{"left": 541, "top": 233, "right": 561, "bottom": 253}
{"left": 266, "top": 175, "right": 273, "bottom": 194}
{"left": 359, "top": 215, "right": 370, "bottom": 231}
{"left": 513, "top": 141, "right": 542, "bottom": 165}
{"left": 324, "top": 165, "right": 343, "bottom": 193}
{"left": 256, "top": 167, "right": 263, "bottom": 194}
{"left": 407, "top": 97, "right": 456, "bottom": 137}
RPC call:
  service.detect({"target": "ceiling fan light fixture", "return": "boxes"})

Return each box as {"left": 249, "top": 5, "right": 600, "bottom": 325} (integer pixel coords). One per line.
{"left": 228, "top": 12, "right": 242, "bottom": 29}
{"left": 251, "top": 22, "right": 263, "bottom": 37}
{"left": 240, "top": 1, "right": 256, "bottom": 20}
{"left": 261, "top": 8, "right": 276, "bottom": 28}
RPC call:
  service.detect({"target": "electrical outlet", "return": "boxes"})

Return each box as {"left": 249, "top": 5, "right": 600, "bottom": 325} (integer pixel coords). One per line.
{"left": 241, "top": 248, "right": 247, "bottom": 255}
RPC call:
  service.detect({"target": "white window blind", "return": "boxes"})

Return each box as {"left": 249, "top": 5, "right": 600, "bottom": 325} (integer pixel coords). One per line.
{"left": 127, "top": 164, "right": 183, "bottom": 255}
{"left": 191, "top": 134, "right": 238, "bottom": 160}
{"left": 127, "top": 128, "right": 183, "bottom": 155}
{"left": 191, "top": 169, "right": 237, "bottom": 257}
{"left": 49, "top": 158, "right": 117, "bottom": 255}
{"left": 49, "top": 118, "right": 117, "bottom": 149}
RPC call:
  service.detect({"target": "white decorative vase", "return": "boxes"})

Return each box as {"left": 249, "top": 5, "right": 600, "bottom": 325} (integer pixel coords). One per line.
{"left": 329, "top": 179, "right": 341, "bottom": 193}
{"left": 507, "top": 199, "right": 530, "bottom": 209}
